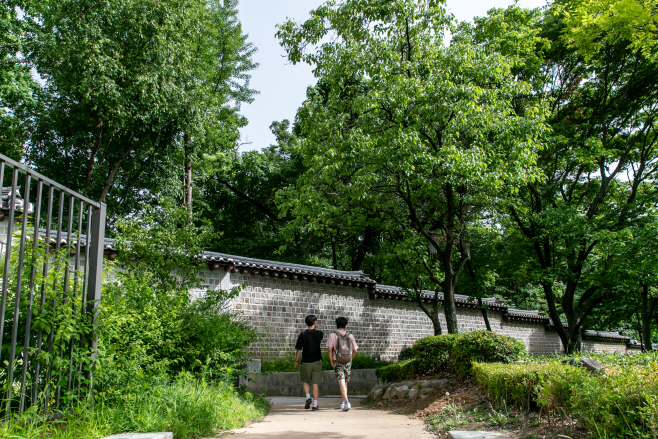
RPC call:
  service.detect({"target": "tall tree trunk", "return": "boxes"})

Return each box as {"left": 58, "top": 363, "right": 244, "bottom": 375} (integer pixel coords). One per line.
{"left": 183, "top": 134, "right": 193, "bottom": 218}
{"left": 641, "top": 284, "right": 657, "bottom": 351}
{"left": 467, "top": 261, "right": 492, "bottom": 331}
{"left": 541, "top": 282, "right": 583, "bottom": 354}
{"left": 330, "top": 233, "right": 337, "bottom": 270}
{"left": 442, "top": 281, "right": 459, "bottom": 334}
{"left": 477, "top": 297, "right": 492, "bottom": 332}
{"left": 352, "top": 225, "right": 373, "bottom": 271}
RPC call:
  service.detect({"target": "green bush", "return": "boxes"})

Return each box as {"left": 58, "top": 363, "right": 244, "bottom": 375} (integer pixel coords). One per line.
{"left": 451, "top": 331, "right": 526, "bottom": 374}
{"left": 472, "top": 361, "right": 588, "bottom": 412}
{"left": 97, "top": 204, "right": 257, "bottom": 397}
{"left": 411, "top": 334, "right": 460, "bottom": 374}
{"left": 409, "top": 331, "right": 525, "bottom": 376}
{"left": 261, "top": 352, "right": 391, "bottom": 373}
{"left": 398, "top": 346, "right": 414, "bottom": 361}
{"left": 375, "top": 359, "right": 418, "bottom": 382}
{"left": 474, "top": 360, "right": 658, "bottom": 438}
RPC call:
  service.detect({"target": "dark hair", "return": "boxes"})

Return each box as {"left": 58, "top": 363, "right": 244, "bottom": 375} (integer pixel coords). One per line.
{"left": 305, "top": 315, "right": 317, "bottom": 327}
{"left": 336, "top": 317, "right": 348, "bottom": 329}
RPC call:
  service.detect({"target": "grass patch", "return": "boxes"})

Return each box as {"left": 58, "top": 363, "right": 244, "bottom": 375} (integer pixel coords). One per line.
{"left": 1, "top": 375, "right": 269, "bottom": 439}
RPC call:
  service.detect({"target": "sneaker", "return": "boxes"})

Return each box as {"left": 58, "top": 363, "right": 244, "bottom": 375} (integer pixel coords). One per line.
{"left": 339, "top": 401, "right": 345, "bottom": 409}
{"left": 312, "top": 406, "right": 320, "bottom": 411}
{"left": 342, "top": 401, "right": 351, "bottom": 411}
{"left": 305, "top": 397, "right": 312, "bottom": 409}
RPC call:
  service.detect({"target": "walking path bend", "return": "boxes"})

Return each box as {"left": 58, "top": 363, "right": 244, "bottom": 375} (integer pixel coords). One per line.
{"left": 229, "top": 396, "right": 433, "bottom": 439}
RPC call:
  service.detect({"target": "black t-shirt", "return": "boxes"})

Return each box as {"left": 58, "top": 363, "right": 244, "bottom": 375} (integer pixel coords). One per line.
{"left": 295, "top": 329, "right": 324, "bottom": 363}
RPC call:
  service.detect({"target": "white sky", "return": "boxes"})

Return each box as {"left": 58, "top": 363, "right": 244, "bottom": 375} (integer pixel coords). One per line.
{"left": 237, "top": 0, "right": 550, "bottom": 151}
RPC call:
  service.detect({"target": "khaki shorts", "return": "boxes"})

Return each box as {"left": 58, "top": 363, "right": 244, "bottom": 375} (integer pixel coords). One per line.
{"left": 300, "top": 361, "right": 324, "bottom": 385}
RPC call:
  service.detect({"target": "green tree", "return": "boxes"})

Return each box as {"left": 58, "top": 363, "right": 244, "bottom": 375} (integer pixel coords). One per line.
{"left": 178, "top": 0, "right": 257, "bottom": 217}
{"left": 558, "top": 0, "right": 658, "bottom": 60}
{"left": 23, "top": 0, "right": 256, "bottom": 222}
{"left": 477, "top": 5, "right": 658, "bottom": 352}
{"left": 276, "top": 0, "right": 546, "bottom": 334}
{"left": 0, "top": 0, "right": 38, "bottom": 160}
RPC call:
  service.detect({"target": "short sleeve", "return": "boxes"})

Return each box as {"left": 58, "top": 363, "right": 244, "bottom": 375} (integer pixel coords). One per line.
{"left": 350, "top": 334, "right": 359, "bottom": 351}
{"left": 295, "top": 332, "right": 304, "bottom": 350}
{"left": 326, "top": 332, "right": 337, "bottom": 349}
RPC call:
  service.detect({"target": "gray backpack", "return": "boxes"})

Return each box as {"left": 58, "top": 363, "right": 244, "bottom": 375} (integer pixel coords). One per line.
{"left": 334, "top": 331, "right": 353, "bottom": 364}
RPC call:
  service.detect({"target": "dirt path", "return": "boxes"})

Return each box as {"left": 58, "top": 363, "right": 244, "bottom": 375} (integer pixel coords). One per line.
{"left": 229, "top": 396, "right": 434, "bottom": 439}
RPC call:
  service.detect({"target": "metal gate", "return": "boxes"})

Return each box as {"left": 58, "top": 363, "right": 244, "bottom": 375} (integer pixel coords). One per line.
{"left": 0, "top": 153, "right": 106, "bottom": 417}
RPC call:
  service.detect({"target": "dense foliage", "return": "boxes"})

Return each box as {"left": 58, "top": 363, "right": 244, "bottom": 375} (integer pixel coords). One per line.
{"left": 97, "top": 204, "right": 256, "bottom": 398}
{"left": 261, "top": 351, "right": 391, "bottom": 374}
{"left": 276, "top": 0, "right": 546, "bottom": 335}
{"left": 376, "top": 331, "right": 525, "bottom": 381}
{"left": 474, "top": 355, "right": 658, "bottom": 438}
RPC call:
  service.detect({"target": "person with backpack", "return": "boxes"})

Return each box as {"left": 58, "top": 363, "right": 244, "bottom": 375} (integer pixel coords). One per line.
{"left": 294, "top": 315, "right": 324, "bottom": 410}
{"left": 326, "top": 316, "right": 358, "bottom": 411}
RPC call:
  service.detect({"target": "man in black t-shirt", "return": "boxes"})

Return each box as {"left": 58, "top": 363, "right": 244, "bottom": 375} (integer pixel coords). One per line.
{"left": 294, "top": 315, "right": 324, "bottom": 410}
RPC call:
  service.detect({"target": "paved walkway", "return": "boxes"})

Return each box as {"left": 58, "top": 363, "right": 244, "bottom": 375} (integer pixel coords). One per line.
{"left": 229, "top": 396, "right": 434, "bottom": 439}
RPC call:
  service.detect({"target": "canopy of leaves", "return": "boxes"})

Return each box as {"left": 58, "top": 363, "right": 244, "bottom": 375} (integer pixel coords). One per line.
{"left": 276, "top": 0, "right": 547, "bottom": 333}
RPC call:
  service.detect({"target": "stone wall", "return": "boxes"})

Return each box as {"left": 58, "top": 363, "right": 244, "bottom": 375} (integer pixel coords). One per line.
{"left": 200, "top": 269, "right": 632, "bottom": 360}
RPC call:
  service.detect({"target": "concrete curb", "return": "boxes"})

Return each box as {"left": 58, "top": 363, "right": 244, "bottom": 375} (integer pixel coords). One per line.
{"left": 101, "top": 433, "right": 173, "bottom": 439}
{"left": 448, "top": 432, "right": 518, "bottom": 439}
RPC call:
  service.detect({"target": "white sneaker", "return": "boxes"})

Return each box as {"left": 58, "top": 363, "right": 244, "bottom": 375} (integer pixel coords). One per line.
{"left": 339, "top": 401, "right": 345, "bottom": 409}
{"left": 342, "top": 401, "right": 351, "bottom": 411}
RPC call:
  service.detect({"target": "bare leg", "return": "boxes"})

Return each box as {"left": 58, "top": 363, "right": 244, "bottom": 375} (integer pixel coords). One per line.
{"left": 303, "top": 382, "right": 310, "bottom": 396}
{"left": 312, "top": 383, "right": 319, "bottom": 400}
{"left": 338, "top": 379, "right": 348, "bottom": 402}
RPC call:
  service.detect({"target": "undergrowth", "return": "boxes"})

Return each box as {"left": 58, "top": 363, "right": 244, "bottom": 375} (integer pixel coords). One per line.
{"left": 0, "top": 374, "right": 269, "bottom": 439}
{"left": 261, "top": 351, "right": 391, "bottom": 373}
{"left": 474, "top": 356, "right": 658, "bottom": 438}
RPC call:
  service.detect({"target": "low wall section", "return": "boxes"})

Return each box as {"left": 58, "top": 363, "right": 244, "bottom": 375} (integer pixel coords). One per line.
{"left": 246, "top": 369, "right": 378, "bottom": 397}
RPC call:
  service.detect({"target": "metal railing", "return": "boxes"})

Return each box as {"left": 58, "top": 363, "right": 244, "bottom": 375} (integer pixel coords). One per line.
{"left": 0, "top": 153, "right": 106, "bottom": 417}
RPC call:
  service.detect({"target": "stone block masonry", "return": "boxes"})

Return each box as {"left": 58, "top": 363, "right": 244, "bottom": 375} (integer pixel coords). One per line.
{"left": 198, "top": 268, "right": 634, "bottom": 361}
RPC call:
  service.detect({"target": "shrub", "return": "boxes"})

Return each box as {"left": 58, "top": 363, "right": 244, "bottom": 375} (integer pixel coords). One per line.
{"left": 398, "top": 346, "right": 414, "bottom": 361}
{"left": 411, "top": 334, "right": 460, "bottom": 375}
{"left": 451, "top": 331, "right": 526, "bottom": 374}
{"left": 472, "top": 361, "right": 587, "bottom": 412}
{"left": 262, "top": 352, "right": 391, "bottom": 373}
{"left": 375, "top": 359, "right": 418, "bottom": 382}
{"left": 97, "top": 204, "right": 256, "bottom": 394}
{"left": 474, "top": 360, "right": 658, "bottom": 438}
{"left": 409, "top": 331, "right": 525, "bottom": 376}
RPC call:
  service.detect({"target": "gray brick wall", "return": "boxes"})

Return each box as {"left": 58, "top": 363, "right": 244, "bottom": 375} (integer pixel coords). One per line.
{"left": 198, "top": 269, "right": 630, "bottom": 360}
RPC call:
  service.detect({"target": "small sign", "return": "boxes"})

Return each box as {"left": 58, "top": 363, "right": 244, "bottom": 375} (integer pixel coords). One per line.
{"left": 371, "top": 354, "right": 381, "bottom": 362}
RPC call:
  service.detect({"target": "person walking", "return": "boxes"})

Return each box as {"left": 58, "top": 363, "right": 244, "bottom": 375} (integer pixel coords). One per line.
{"left": 294, "top": 315, "right": 324, "bottom": 410}
{"left": 327, "top": 316, "right": 358, "bottom": 411}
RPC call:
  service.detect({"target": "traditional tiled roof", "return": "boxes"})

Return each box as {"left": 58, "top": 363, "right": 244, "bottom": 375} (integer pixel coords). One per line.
{"left": 547, "top": 320, "right": 632, "bottom": 342}
{"left": 39, "top": 230, "right": 116, "bottom": 256}
{"left": 372, "top": 284, "right": 508, "bottom": 311}
{"left": 504, "top": 308, "right": 550, "bottom": 323}
{"left": 583, "top": 330, "right": 630, "bottom": 342}
{"left": 1, "top": 187, "right": 34, "bottom": 216}
{"left": 201, "top": 251, "right": 375, "bottom": 287}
